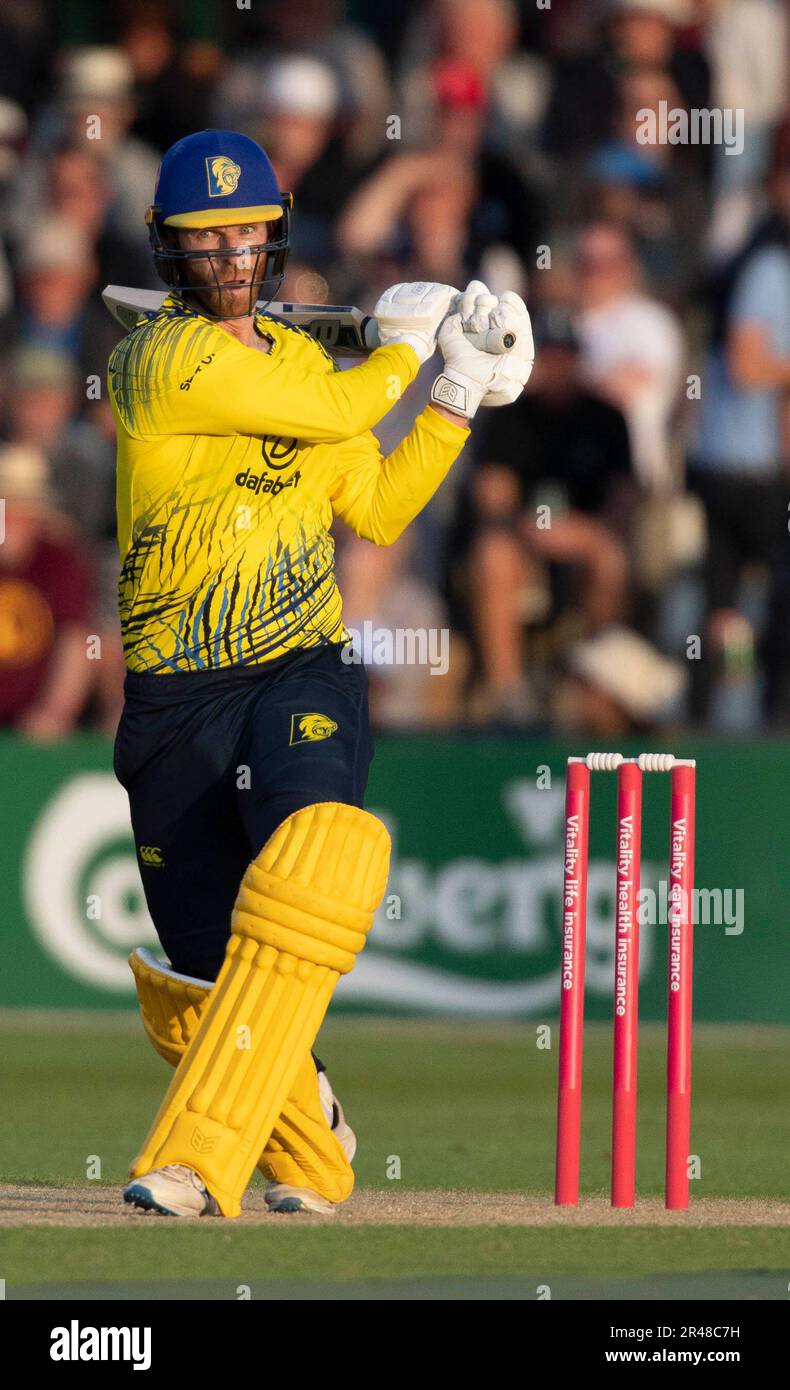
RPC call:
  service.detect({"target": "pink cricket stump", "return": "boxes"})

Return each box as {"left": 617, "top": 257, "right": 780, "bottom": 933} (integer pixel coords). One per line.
{"left": 611, "top": 760, "right": 643, "bottom": 1207}
{"left": 665, "top": 761, "right": 696, "bottom": 1209}
{"left": 555, "top": 758, "right": 591, "bottom": 1205}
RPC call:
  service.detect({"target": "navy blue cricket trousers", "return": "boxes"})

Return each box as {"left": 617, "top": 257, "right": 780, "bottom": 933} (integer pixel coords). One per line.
{"left": 114, "top": 643, "right": 373, "bottom": 983}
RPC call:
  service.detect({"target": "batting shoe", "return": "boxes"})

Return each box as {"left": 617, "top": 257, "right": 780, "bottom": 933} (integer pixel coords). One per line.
{"left": 265, "top": 1071, "right": 356, "bottom": 1215}
{"left": 123, "top": 1163, "right": 219, "bottom": 1217}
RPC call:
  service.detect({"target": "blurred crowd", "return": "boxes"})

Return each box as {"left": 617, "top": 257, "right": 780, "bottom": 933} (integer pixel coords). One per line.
{"left": 1, "top": 0, "right": 789, "bottom": 738}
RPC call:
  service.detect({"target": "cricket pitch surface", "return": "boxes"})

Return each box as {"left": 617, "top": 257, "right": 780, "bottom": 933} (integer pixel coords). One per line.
{"left": 2, "top": 1185, "right": 788, "bottom": 1227}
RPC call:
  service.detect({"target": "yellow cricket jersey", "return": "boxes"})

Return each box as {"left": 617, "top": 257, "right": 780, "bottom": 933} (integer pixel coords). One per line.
{"left": 108, "top": 294, "right": 469, "bottom": 673}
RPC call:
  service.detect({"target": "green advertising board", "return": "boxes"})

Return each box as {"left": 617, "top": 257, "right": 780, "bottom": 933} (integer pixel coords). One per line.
{"left": 0, "top": 732, "right": 787, "bottom": 1022}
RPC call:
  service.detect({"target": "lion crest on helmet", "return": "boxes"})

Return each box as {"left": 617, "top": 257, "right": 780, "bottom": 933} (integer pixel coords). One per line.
{"left": 205, "top": 155, "right": 241, "bottom": 197}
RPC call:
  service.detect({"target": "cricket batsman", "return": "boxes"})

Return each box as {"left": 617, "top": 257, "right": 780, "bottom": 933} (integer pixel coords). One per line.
{"left": 110, "top": 129, "right": 533, "bottom": 1217}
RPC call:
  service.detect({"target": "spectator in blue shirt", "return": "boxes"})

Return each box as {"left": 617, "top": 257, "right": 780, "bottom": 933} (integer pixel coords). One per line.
{"left": 689, "top": 128, "right": 790, "bottom": 719}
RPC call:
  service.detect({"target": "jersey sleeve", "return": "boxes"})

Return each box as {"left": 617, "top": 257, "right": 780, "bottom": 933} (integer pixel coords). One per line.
{"left": 329, "top": 403, "right": 470, "bottom": 545}
{"left": 109, "top": 319, "right": 420, "bottom": 444}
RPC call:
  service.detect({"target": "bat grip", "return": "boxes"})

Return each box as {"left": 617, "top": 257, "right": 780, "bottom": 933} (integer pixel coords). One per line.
{"left": 362, "top": 316, "right": 381, "bottom": 350}
{"left": 363, "top": 318, "right": 515, "bottom": 355}
{"left": 465, "top": 328, "right": 516, "bottom": 354}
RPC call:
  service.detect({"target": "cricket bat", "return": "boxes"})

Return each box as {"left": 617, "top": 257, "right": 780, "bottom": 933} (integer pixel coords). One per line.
{"left": 101, "top": 286, "right": 517, "bottom": 356}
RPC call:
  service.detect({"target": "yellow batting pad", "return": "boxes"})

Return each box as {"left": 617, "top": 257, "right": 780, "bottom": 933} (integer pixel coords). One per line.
{"left": 260, "top": 1053, "right": 355, "bottom": 1203}
{"left": 129, "top": 948, "right": 212, "bottom": 1067}
{"left": 129, "top": 803, "right": 390, "bottom": 1216}
{"left": 129, "top": 948, "right": 354, "bottom": 1202}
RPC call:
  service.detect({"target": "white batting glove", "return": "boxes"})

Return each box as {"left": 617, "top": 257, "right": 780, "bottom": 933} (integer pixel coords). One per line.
{"left": 373, "top": 281, "right": 460, "bottom": 365}
{"left": 431, "top": 282, "right": 535, "bottom": 417}
{"left": 479, "top": 291, "right": 536, "bottom": 406}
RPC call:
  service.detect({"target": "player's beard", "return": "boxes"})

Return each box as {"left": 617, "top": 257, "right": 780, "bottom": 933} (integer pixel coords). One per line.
{"left": 181, "top": 269, "right": 256, "bottom": 320}
{"left": 179, "top": 248, "right": 269, "bottom": 320}
{"left": 190, "top": 279, "right": 254, "bottom": 320}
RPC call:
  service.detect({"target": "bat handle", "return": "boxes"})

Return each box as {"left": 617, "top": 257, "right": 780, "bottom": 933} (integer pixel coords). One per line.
{"left": 464, "top": 327, "right": 516, "bottom": 354}
{"left": 363, "top": 318, "right": 516, "bottom": 355}
{"left": 362, "top": 315, "right": 381, "bottom": 350}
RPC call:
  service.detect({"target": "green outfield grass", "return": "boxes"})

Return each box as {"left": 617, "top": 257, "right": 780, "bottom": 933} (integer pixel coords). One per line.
{"left": 4, "top": 1227, "right": 790, "bottom": 1301}
{"left": 1, "top": 1015, "right": 788, "bottom": 1297}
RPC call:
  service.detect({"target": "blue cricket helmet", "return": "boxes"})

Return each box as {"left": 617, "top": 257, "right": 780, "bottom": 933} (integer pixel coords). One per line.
{"left": 146, "top": 130, "right": 292, "bottom": 317}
